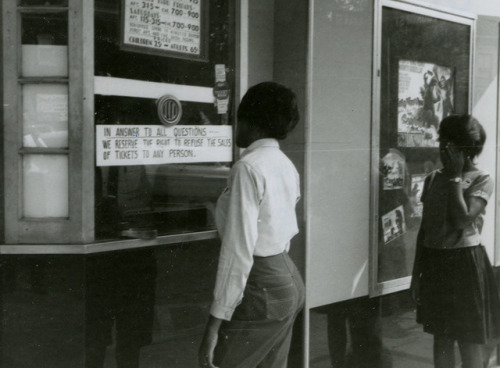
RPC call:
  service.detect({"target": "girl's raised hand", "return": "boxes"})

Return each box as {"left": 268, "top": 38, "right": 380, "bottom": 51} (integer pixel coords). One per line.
{"left": 442, "top": 143, "right": 464, "bottom": 177}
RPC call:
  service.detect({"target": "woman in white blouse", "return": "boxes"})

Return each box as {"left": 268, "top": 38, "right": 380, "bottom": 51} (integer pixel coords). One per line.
{"left": 199, "top": 82, "right": 305, "bottom": 368}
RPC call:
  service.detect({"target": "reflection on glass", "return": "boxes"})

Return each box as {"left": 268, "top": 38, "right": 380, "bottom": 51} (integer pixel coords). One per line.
{"left": 148, "top": 164, "right": 229, "bottom": 215}
{"left": 378, "top": 149, "right": 417, "bottom": 283}
{"left": 376, "top": 7, "right": 470, "bottom": 285}
{"left": 1, "top": 254, "right": 85, "bottom": 367}
{"left": 309, "top": 294, "right": 431, "bottom": 367}
{"left": 1, "top": 243, "right": 220, "bottom": 367}
{"left": 23, "top": 84, "right": 68, "bottom": 148}
{"left": 23, "top": 154, "right": 68, "bottom": 217}
{"left": 86, "top": 248, "right": 157, "bottom": 368}
{"left": 95, "top": 163, "right": 229, "bottom": 239}
{"left": 21, "top": 12, "right": 68, "bottom": 76}
{"left": 93, "top": 91, "right": 233, "bottom": 237}
{"left": 93, "top": 0, "right": 236, "bottom": 240}
{"left": 310, "top": 298, "right": 383, "bottom": 367}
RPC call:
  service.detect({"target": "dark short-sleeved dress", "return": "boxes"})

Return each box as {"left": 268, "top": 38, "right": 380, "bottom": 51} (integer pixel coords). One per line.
{"left": 416, "top": 169, "right": 500, "bottom": 343}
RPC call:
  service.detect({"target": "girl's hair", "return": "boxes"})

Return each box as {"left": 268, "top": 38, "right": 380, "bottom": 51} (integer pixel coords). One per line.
{"left": 237, "top": 82, "right": 299, "bottom": 140}
{"left": 438, "top": 114, "right": 486, "bottom": 159}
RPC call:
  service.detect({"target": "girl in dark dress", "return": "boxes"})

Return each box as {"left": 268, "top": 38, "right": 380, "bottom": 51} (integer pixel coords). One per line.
{"left": 411, "top": 114, "right": 500, "bottom": 368}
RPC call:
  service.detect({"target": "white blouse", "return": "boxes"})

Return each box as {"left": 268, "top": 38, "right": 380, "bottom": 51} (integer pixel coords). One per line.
{"left": 210, "top": 138, "right": 301, "bottom": 320}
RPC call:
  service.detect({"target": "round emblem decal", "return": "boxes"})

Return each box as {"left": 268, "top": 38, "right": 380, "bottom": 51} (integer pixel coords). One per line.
{"left": 157, "top": 95, "right": 182, "bottom": 126}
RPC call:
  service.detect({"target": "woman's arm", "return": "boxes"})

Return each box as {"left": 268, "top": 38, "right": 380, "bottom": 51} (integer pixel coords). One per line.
{"left": 199, "top": 316, "right": 223, "bottom": 368}
{"left": 198, "top": 162, "right": 262, "bottom": 367}
{"left": 209, "top": 162, "right": 261, "bottom": 320}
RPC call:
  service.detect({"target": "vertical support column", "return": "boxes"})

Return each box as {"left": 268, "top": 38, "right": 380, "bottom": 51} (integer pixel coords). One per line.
{"left": 237, "top": 0, "right": 248, "bottom": 101}
{"left": 0, "top": 0, "right": 5, "bottom": 243}
{"left": 2, "top": 0, "right": 18, "bottom": 243}
{"left": 69, "top": 0, "right": 95, "bottom": 242}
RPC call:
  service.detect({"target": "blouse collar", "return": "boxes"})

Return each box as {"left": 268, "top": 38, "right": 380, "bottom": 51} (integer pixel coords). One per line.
{"left": 244, "top": 138, "right": 279, "bottom": 153}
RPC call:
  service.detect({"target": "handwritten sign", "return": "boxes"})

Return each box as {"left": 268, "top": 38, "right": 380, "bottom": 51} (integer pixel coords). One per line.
{"left": 121, "top": 0, "right": 207, "bottom": 61}
{"left": 96, "top": 125, "right": 232, "bottom": 166}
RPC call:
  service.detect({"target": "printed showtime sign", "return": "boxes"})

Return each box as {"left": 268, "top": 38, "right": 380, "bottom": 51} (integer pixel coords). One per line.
{"left": 121, "top": 0, "right": 207, "bottom": 61}
{"left": 96, "top": 125, "right": 232, "bottom": 166}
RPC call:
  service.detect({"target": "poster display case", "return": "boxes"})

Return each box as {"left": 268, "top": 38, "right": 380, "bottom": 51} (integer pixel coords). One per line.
{"left": 370, "top": 0, "right": 475, "bottom": 296}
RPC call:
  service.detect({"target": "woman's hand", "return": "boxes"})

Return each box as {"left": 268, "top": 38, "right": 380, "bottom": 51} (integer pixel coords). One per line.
{"left": 198, "top": 316, "right": 222, "bottom": 368}
{"left": 441, "top": 143, "right": 464, "bottom": 177}
{"left": 199, "top": 332, "right": 218, "bottom": 368}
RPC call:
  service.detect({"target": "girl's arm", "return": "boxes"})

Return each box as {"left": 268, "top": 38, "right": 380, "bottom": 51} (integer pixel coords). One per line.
{"left": 442, "top": 144, "right": 487, "bottom": 229}
{"left": 448, "top": 183, "right": 487, "bottom": 229}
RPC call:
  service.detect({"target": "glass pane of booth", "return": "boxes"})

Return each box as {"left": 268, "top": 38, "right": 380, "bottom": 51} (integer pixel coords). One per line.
{"left": 23, "top": 154, "right": 69, "bottom": 218}
{"left": 94, "top": 0, "right": 235, "bottom": 240}
{"left": 21, "top": 12, "right": 68, "bottom": 77}
{"left": 22, "top": 84, "right": 69, "bottom": 148}
{"left": 374, "top": 8, "right": 471, "bottom": 287}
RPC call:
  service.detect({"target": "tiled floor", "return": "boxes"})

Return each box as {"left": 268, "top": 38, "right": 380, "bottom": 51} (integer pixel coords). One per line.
{"left": 4, "top": 279, "right": 500, "bottom": 367}
{"left": 121, "top": 305, "right": 464, "bottom": 368}
{"left": 309, "top": 306, "right": 500, "bottom": 368}
{"left": 380, "top": 309, "right": 434, "bottom": 368}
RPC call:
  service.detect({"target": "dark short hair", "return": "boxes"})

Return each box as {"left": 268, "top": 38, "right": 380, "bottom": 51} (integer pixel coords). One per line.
{"left": 438, "top": 114, "right": 486, "bottom": 159}
{"left": 237, "top": 82, "right": 299, "bottom": 140}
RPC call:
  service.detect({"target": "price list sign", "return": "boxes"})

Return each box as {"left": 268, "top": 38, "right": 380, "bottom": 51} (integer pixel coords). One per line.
{"left": 121, "top": 0, "right": 208, "bottom": 61}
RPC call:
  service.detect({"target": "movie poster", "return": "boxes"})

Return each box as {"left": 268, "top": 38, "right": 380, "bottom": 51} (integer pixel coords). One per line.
{"left": 410, "top": 174, "right": 425, "bottom": 218}
{"left": 397, "top": 60, "right": 454, "bottom": 147}
{"left": 382, "top": 149, "right": 406, "bottom": 190}
{"left": 382, "top": 205, "right": 406, "bottom": 244}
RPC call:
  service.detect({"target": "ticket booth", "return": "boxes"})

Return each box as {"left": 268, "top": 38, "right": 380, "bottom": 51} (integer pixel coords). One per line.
{"left": 0, "top": 1, "right": 245, "bottom": 367}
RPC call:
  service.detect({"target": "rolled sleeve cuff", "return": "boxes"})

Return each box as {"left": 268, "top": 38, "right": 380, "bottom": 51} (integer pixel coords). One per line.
{"left": 210, "top": 301, "right": 236, "bottom": 321}
{"left": 470, "top": 190, "right": 490, "bottom": 203}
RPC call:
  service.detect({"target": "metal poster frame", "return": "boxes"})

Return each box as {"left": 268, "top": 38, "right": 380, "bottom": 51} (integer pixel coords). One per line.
{"left": 369, "top": 0, "right": 476, "bottom": 296}
{"left": 120, "top": 0, "right": 209, "bottom": 61}
{"left": 496, "top": 23, "right": 500, "bottom": 267}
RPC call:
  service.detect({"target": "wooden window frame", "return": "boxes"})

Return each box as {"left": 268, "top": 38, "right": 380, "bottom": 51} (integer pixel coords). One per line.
{"left": 2, "top": 0, "right": 94, "bottom": 244}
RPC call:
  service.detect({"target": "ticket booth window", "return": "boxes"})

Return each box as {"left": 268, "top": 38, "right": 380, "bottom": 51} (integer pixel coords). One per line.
{"left": 2, "top": 0, "right": 233, "bottom": 244}
{"left": 94, "top": 0, "right": 236, "bottom": 240}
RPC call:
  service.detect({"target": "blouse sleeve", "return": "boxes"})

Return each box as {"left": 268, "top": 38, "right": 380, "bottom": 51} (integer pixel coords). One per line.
{"left": 466, "top": 172, "right": 494, "bottom": 203}
{"left": 209, "top": 161, "right": 263, "bottom": 320}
